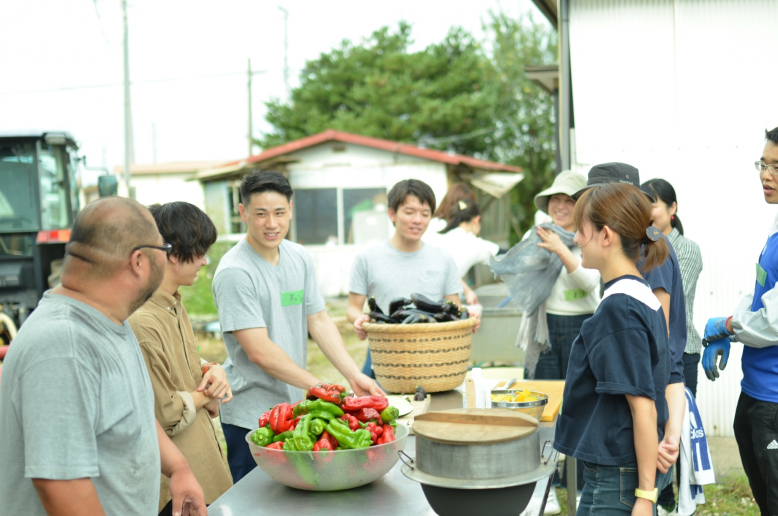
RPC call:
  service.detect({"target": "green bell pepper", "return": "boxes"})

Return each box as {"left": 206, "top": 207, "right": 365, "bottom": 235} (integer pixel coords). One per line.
{"left": 291, "top": 414, "right": 315, "bottom": 451}
{"left": 308, "top": 410, "right": 335, "bottom": 421}
{"left": 325, "top": 421, "right": 373, "bottom": 449}
{"left": 309, "top": 417, "right": 327, "bottom": 436}
{"left": 293, "top": 399, "right": 345, "bottom": 418}
{"left": 272, "top": 430, "right": 295, "bottom": 443}
{"left": 251, "top": 427, "right": 275, "bottom": 447}
{"left": 282, "top": 439, "right": 296, "bottom": 451}
{"left": 380, "top": 406, "right": 400, "bottom": 423}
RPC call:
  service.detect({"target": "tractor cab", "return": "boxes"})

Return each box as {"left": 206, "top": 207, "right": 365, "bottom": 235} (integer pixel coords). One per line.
{"left": 0, "top": 132, "right": 81, "bottom": 342}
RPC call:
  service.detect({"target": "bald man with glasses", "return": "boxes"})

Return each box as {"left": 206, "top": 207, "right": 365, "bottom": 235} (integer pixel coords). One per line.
{"left": 0, "top": 197, "right": 207, "bottom": 516}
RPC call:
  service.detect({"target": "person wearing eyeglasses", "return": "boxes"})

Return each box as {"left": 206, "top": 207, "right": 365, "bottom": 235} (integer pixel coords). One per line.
{"left": 702, "top": 127, "right": 778, "bottom": 515}
{"left": 0, "top": 197, "right": 207, "bottom": 516}
{"left": 128, "top": 202, "right": 233, "bottom": 515}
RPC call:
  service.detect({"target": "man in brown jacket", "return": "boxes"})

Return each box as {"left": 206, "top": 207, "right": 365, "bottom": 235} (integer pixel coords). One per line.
{"left": 129, "top": 202, "right": 233, "bottom": 515}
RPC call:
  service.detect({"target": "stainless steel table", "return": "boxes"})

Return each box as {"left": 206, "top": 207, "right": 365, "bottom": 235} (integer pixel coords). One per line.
{"left": 208, "top": 391, "right": 557, "bottom": 515}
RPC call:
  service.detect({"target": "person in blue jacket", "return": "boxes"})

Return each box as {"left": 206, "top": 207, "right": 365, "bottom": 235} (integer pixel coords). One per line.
{"left": 555, "top": 182, "right": 674, "bottom": 515}
{"left": 702, "top": 127, "right": 778, "bottom": 515}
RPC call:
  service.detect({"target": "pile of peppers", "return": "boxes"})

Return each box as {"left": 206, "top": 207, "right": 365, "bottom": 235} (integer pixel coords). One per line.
{"left": 251, "top": 383, "right": 399, "bottom": 452}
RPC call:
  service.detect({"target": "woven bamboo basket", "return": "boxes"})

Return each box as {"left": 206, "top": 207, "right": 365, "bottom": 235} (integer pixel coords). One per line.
{"left": 362, "top": 317, "right": 478, "bottom": 394}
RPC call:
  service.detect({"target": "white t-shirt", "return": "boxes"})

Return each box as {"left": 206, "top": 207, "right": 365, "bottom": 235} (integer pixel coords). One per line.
{"left": 428, "top": 227, "right": 501, "bottom": 279}
{"left": 545, "top": 246, "right": 601, "bottom": 316}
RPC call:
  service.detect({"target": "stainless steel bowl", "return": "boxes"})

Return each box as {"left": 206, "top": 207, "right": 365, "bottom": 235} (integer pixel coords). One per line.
{"left": 490, "top": 390, "right": 549, "bottom": 421}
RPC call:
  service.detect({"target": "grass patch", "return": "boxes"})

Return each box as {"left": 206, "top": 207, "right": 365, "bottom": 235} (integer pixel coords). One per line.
{"left": 180, "top": 240, "right": 235, "bottom": 318}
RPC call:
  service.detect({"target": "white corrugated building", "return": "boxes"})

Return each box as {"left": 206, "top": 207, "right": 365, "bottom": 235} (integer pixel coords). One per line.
{"left": 531, "top": 0, "right": 778, "bottom": 436}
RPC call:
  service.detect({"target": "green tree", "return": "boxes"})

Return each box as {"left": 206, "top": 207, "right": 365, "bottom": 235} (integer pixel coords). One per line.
{"left": 258, "top": 23, "right": 498, "bottom": 156}
{"left": 482, "top": 10, "right": 558, "bottom": 245}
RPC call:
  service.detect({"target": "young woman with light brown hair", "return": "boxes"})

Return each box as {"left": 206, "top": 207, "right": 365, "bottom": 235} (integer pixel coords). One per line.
{"left": 554, "top": 183, "right": 674, "bottom": 515}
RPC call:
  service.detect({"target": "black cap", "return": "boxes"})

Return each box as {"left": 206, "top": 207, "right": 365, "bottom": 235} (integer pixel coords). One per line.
{"left": 572, "top": 162, "right": 655, "bottom": 202}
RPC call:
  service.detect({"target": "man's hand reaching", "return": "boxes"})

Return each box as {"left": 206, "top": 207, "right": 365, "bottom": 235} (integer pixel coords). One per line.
{"left": 349, "top": 373, "right": 386, "bottom": 397}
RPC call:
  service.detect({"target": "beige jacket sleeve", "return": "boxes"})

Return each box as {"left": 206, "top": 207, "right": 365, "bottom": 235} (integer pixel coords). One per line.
{"left": 132, "top": 318, "right": 197, "bottom": 436}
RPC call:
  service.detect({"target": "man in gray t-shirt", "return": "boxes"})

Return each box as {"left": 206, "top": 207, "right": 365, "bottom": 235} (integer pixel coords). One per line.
{"left": 0, "top": 198, "right": 206, "bottom": 516}
{"left": 347, "top": 179, "right": 464, "bottom": 378}
{"left": 212, "top": 171, "right": 383, "bottom": 483}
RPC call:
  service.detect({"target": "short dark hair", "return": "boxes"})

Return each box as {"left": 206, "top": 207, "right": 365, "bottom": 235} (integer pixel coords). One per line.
{"left": 240, "top": 170, "right": 293, "bottom": 205}
{"left": 387, "top": 179, "right": 436, "bottom": 214}
{"left": 147, "top": 202, "right": 217, "bottom": 263}
{"left": 766, "top": 127, "right": 778, "bottom": 144}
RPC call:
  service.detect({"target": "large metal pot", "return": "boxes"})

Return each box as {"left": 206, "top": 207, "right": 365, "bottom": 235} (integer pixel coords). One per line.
{"left": 415, "top": 425, "right": 539, "bottom": 481}
{"left": 400, "top": 409, "right": 557, "bottom": 516}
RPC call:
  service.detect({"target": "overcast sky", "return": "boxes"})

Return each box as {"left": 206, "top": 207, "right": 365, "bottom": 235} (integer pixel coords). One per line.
{"left": 2, "top": 0, "right": 545, "bottom": 184}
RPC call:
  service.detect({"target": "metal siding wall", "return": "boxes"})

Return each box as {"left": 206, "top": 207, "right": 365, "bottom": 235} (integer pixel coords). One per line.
{"left": 570, "top": 0, "right": 778, "bottom": 436}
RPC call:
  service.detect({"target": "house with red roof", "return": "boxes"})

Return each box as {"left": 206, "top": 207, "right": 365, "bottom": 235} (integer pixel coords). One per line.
{"left": 196, "top": 129, "right": 523, "bottom": 296}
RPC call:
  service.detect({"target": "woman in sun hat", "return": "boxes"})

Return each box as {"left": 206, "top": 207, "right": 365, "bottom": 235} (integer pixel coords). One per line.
{"left": 490, "top": 171, "right": 599, "bottom": 511}
{"left": 531, "top": 171, "right": 601, "bottom": 382}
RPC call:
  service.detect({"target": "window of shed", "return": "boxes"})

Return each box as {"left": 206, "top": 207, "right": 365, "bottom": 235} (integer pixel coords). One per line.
{"left": 294, "top": 188, "right": 338, "bottom": 245}
{"left": 343, "top": 188, "right": 387, "bottom": 244}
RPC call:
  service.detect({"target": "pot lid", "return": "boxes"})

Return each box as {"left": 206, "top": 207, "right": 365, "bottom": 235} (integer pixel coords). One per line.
{"left": 413, "top": 408, "right": 537, "bottom": 445}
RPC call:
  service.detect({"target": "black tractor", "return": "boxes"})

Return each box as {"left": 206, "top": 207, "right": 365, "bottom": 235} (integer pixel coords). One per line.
{"left": 0, "top": 131, "right": 81, "bottom": 343}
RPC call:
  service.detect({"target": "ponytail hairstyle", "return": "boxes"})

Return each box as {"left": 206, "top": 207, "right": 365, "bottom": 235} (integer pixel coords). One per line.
{"left": 573, "top": 183, "right": 669, "bottom": 273}
{"left": 433, "top": 183, "right": 477, "bottom": 221}
{"left": 440, "top": 199, "right": 481, "bottom": 234}
{"left": 640, "top": 179, "right": 684, "bottom": 235}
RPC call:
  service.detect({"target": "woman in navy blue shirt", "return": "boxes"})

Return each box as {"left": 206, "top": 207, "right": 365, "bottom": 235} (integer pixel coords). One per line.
{"left": 554, "top": 183, "right": 674, "bottom": 515}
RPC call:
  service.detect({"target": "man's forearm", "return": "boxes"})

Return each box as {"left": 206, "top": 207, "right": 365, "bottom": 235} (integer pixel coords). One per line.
{"left": 32, "top": 478, "right": 106, "bottom": 516}
{"left": 157, "top": 420, "right": 190, "bottom": 478}
{"left": 664, "top": 382, "right": 686, "bottom": 443}
{"left": 248, "top": 343, "right": 319, "bottom": 390}
{"left": 310, "top": 313, "right": 361, "bottom": 381}
{"left": 346, "top": 305, "right": 364, "bottom": 324}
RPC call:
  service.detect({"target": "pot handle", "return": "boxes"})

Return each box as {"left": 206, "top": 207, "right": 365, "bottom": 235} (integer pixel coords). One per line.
{"left": 398, "top": 450, "right": 415, "bottom": 470}
{"left": 540, "top": 440, "right": 559, "bottom": 465}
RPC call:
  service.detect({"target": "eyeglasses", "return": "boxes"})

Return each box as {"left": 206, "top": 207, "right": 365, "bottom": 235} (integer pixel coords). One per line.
{"left": 132, "top": 243, "right": 173, "bottom": 258}
{"left": 755, "top": 161, "right": 778, "bottom": 176}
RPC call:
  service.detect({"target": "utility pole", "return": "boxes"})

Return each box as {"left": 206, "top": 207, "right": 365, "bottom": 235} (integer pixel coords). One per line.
{"left": 247, "top": 60, "right": 266, "bottom": 156}
{"left": 121, "top": 0, "right": 134, "bottom": 196}
{"left": 278, "top": 6, "right": 289, "bottom": 92}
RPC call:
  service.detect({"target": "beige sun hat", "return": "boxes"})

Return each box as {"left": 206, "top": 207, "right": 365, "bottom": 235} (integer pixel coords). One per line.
{"left": 533, "top": 170, "right": 587, "bottom": 214}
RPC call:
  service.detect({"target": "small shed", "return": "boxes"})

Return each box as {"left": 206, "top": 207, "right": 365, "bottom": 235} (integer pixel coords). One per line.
{"left": 196, "top": 129, "right": 523, "bottom": 297}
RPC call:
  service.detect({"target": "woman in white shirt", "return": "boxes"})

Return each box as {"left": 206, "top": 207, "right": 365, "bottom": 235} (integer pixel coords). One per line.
{"left": 430, "top": 200, "right": 500, "bottom": 304}
{"left": 532, "top": 171, "right": 601, "bottom": 380}
{"left": 425, "top": 184, "right": 500, "bottom": 304}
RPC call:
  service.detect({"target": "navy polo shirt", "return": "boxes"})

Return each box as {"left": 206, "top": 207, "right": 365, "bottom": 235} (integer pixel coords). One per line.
{"left": 554, "top": 275, "right": 671, "bottom": 466}
{"left": 638, "top": 233, "right": 686, "bottom": 384}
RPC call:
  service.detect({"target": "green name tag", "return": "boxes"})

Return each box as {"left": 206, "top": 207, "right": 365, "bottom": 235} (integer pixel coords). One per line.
{"left": 564, "top": 289, "right": 588, "bottom": 301}
{"left": 757, "top": 263, "right": 768, "bottom": 287}
{"left": 281, "top": 289, "right": 304, "bottom": 307}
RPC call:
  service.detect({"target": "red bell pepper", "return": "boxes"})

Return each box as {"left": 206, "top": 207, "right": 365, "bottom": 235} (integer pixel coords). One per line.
{"left": 321, "top": 430, "right": 338, "bottom": 449}
{"left": 307, "top": 383, "right": 347, "bottom": 404}
{"left": 377, "top": 424, "right": 396, "bottom": 445}
{"left": 268, "top": 403, "right": 295, "bottom": 433}
{"left": 313, "top": 436, "right": 334, "bottom": 451}
{"left": 258, "top": 410, "right": 271, "bottom": 429}
{"left": 265, "top": 441, "right": 285, "bottom": 450}
{"left": 354, "top": 407, "right": 383, "bottom": 424}
{"left": 341, "top": 395, "right": 389, "bottom": 413}
{"left": 340, "top": 413, "right": 361, "bottom": 431}
{"left": 364, "top": 421, "right": 384, "bottom": 444}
